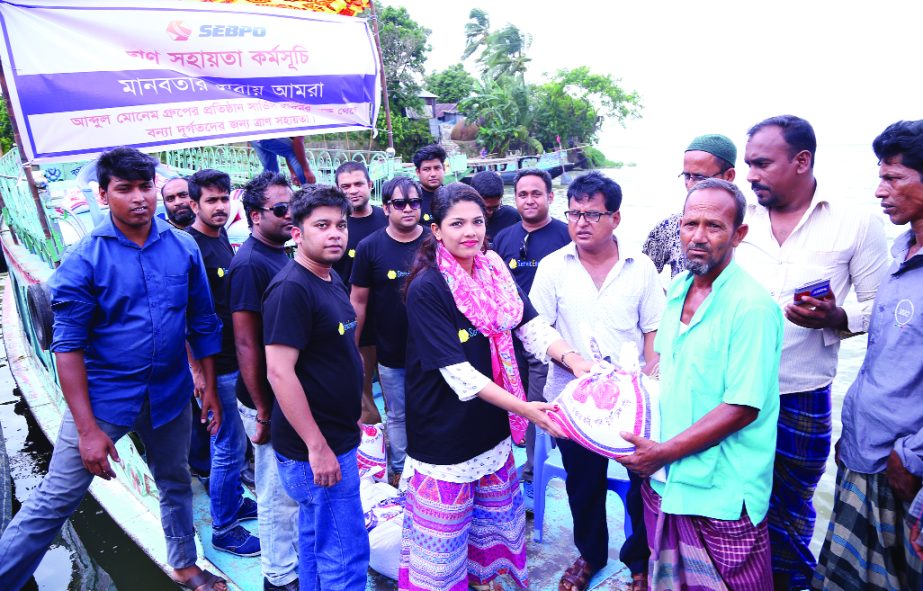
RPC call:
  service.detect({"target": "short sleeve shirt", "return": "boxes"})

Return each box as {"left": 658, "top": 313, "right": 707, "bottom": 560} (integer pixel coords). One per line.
{"left": 493, "top": 219, "right": 571, "bottom": 294}
{"left": 227, "top": 235, "right": 292, "bottom": 408}
{"left": 188, "top": 226, "right": 237, "bottom": 374}
{"left": 404, "top": 267, "right": 537, "bottom": 464}
{"left": 349, "top": 227, "right": 427, "bottom": 368}
{"left": 651, "top": 261, "right": 783, "bottom": 524}
{"left": 485, "top": 205, "right": 521, "bottom": 250}
{"left": 263, "top": 261, "right": 362, "bottom": 460}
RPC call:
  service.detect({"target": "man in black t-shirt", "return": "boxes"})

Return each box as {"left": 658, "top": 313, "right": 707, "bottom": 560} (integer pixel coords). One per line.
{"left": 350, "top": 177, "right": 427, "bottom": 479}
{"left": 188, "top": 169, "right": 260, "bottom": 557}
{"left": 412, "top": 144, "right": 447, "bottom": 224}
{"left": 470, "top": 170, "right": 521, "bottom": 250}
{"left": 333, "top": 161, "right": 387, "bottom": 425}
{"left": 493, "top": 168, "right": 571, "bottom": 496}
{"left": 264, "top": 186, "right": 369, "bottom": 589}
{"left": 227, "top": 172, "right": 299, "bottom": 591}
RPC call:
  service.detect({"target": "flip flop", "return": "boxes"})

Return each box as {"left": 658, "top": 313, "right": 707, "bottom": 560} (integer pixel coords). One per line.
{"left": 172, "top": 569, "right": 228, "bottom": 591}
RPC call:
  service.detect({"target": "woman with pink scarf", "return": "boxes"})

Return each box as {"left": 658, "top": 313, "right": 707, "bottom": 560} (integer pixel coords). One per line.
{"left": 398, "top": 183, "right": 592, "bottom": 591}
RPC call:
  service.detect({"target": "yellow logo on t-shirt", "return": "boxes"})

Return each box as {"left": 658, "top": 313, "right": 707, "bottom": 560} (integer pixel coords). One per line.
{"left": 348, "top": 249, "right": 356, "bottom": 258}
{"left": 387, "top": 270, "right": 397, "bottom": 280}
{"left": 338, "top": 322, "right": 345, "bottom": 335}
{"left": 458, "top": 329, "right": 469, "bottom": 343}
{"left": 217, "top": 267, "right": 225, "bottom": 278}
{"left": 508, "top": 259, "right": 518, "bottom": 269}
{"left": 423, "top": 213, "right": 431, "bottom": 222}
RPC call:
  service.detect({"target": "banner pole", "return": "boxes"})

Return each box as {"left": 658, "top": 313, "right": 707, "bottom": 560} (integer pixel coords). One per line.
{"left": 369, "top": 1, "right": 394, "bottom": 154}
{"left": 0, "top": 62, "right": 57, "bottom": 259}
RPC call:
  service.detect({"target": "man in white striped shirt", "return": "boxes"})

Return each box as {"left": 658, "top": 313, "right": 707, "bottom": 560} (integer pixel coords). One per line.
{"left": 736, "top": 115, "right": 889, "bottom": 591}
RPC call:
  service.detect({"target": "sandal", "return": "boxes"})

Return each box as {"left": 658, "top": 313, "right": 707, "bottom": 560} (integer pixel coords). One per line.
{"left": 629, "top": 571, "right": 648, "bottom": 591}
{"left": 559, "top": 556, "right": 598, "bottom": 591}
{"left": 171, "top": 569, "right": 228, "bottom": 591}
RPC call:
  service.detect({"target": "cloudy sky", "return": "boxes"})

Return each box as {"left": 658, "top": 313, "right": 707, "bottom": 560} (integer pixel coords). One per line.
{"left": 381, "top": 0, "right": 923, "bottom": 158}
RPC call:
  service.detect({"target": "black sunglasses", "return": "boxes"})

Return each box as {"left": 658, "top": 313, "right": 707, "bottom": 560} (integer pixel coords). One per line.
{"left": 519, "top": 232, "right": 531, "bottom": 260}
{"left": 388, "top": 198, "right": 422, "bottom": 210}
{"left": 259, "top": 202, "right": 290, "bottom": 218}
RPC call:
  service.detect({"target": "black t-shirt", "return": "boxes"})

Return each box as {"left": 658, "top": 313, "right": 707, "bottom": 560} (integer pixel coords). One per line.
{"left": 404, "top": 267, "right": 537, "bottom": 464}
{"left": 486, "top": 205, "right": 522, "bottom": 250}
{"left": 331, "top": 206, "right": 388, "bottom": 288}
{"left": 349, "top": 227, "right": 427, "bottom": 368}
{"left": 227, "top": 236, "right": 291, "bottom": 408}
{"left": 188, "top": 226, "right": 237, "bottom": 374}
{"left": 493, "top": 219, "right": 571, "bottom": 294}
{"left": 263, "top": 262, "right": 362, "bottom": 460}
{"left": 419, "top": 187, "right": 437, "bottom": 225}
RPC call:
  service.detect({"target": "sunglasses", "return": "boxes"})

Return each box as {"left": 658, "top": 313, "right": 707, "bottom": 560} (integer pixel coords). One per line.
{"left": 259, "top": 202, "right": 290, "bottom": 218}
{"left": 388, "top": 198, "right": 422, "bottom": 210}
{"left": 519, "top": 232, "right": 531, "bottom": 260}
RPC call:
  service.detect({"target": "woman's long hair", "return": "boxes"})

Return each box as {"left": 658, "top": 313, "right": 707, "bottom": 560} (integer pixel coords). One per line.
{"left": 403, "top": 182, "right": 487, "bottom": 300}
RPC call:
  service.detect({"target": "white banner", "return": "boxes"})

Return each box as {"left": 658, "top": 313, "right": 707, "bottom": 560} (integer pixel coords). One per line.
{"left": 0, "top": 0, "right": 381, "bottom": 162}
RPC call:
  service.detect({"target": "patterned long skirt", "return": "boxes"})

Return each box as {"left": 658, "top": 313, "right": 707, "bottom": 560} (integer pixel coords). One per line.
{"left": 642, "top": 482, "right": 773, "bottom": 590}
{"left": 398, "top": 452, "right": 527, "bottom": 591}
{"left": 813, "top": 467, "right": 923, "bottom": 591}
{"left": 767, "top": 386, "right": 832, "bottom": 589}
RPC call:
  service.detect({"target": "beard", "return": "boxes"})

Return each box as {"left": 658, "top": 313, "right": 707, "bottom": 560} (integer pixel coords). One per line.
{"left": 168, "top": 206, "right": 195, "bottom": 226}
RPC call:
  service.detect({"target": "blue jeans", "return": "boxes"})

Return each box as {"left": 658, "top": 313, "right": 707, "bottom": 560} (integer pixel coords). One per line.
{"left": 377, "top": 364, "right": 407, "bottom": 473}
{"left": 0, "top": 402, "right": 197, "bottom": 589}
{"left": 210, "top": 371, "right": 248, "bottom": 532}
{"left": 238, "top": 402, "right": 299, "bottom": 587}
{"left": 275, "top": 447, "right": 369, "bottom": 591}
{"left": 252, "top": 138, "right": 307, "bottom": 184}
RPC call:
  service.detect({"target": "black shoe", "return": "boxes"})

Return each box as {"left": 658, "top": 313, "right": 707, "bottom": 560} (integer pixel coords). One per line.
{"left": 264, "top": 577, "right": 299, "bottom": 591}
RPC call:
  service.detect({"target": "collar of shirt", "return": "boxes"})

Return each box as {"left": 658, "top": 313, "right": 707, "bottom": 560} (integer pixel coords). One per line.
{"left": 891, "top": 229, "right": 923, "bottom": 273}
{"left": 560, "top": 237, "right": 639, "bottom": 286}
{"left": 666, "top": 261, "right": 741, "bottom": 329}
{"left": 92, "top": 215, "right": 171, "bottom": 249}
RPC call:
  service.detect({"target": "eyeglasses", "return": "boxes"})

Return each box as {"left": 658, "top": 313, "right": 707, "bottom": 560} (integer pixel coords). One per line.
{"left": 388, "top": 198, "right": 422, "bottom": 210}
{"left": 259, "top": 202, "right": 290, "bottom": 218}
{"left": 519, "top": 232, "right": 531, "bottom": 260}
{"left": 678, "top": 172, "right": 719, "bottom": 184}
{"left": 564, "top": 210, "right": 613, "bottom": 223}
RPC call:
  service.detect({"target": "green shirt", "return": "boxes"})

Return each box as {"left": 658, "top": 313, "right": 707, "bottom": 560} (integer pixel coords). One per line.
{"left": 651, "top": 260, "right": 782, "bottom": 523}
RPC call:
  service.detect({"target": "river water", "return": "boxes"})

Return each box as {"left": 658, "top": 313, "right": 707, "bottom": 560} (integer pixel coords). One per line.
{"left": 0, "top": 142, "right": 901, "bottom": 588}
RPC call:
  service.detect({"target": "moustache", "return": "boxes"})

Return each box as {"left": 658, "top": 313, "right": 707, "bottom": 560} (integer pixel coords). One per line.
{"left": 687, "top": 242, "right": 710, "bottom": 253}
{"left": 751, "top": 183, "right": 770, "bottom": 192}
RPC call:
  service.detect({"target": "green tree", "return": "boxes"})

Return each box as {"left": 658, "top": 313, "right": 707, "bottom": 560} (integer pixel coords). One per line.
{"left": 458, "top": 77, "right": 539, "bottom": 156}
{"left": 371, "top": 2, "right": 430, "bottom": 112}
{"left": 0, "top": 98, "right": 13, "bottom": 155}
{"left": 460, "top": 9, "right": 531, "bottom": 81}
{"left": 425, "top": 64, "right": 476, "bottom": 103}
{"left": 530, "top": 67, "right": 641, "bottom": 148}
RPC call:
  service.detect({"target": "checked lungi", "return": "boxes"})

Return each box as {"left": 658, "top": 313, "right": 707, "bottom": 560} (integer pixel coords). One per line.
{"left": 642, "top": 481, "right": 772, "bottom": 591}
{"left": 767, "top": 386, "right": 832, "bottom": 588}
{"left": 398, "top": 452, "right": 527, "bottom": 591}
{"left": 813, "top": 467, "right": 923, "bottom": 591}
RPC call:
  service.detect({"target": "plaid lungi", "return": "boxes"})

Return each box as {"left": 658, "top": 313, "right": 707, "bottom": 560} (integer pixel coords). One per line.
{"left": 398, "top": 452, "right": 527, "bottom": 591}
{"left": 813, "top": 467, "right": 923, "bottom": 591}
{"left": 767, "top": 386, "right": 832, "bottom": 588}
{"left": 642, "top": 481, "right": 772, "bottom": 591}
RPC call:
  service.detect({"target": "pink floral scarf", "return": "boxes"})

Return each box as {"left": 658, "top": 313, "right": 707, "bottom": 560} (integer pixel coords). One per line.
{"left": 436, "top": 242, "right": 528, "bottom": 444}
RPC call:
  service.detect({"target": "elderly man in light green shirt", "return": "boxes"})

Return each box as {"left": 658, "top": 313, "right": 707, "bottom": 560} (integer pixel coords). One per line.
{"left": 618, "top": 178, "right": 782, "bottom": 590}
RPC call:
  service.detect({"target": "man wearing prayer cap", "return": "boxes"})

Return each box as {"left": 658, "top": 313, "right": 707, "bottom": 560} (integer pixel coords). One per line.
{"left": 642, "top": 134, "right": 737, "bottom": 277}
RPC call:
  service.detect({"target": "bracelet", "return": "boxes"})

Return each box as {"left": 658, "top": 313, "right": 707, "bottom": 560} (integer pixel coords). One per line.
{"left": 256, "top": 416, "right": 271, "bottom": 425}
{"left": 559, "top": 349, "right": 577, "bottom": 370}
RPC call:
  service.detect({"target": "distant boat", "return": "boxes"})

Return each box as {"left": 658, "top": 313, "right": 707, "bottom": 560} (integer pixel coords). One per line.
{"left": 460, "top": 148, "right": 588, "bottom": 186}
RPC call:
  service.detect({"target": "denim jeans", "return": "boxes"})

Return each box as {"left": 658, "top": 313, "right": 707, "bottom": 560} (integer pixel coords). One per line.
{"left": 377, "top": 364, "right": 407, "bottom": 473}
{"left": 275, "top": 446, "right": 369, "bottom": 591}
{"left": 238, "top": 402, "right": 299, "bottom": 587}
{"left": 252, "top": 138, "right": 307, "bottom": 184}
{"left": 0, "top": 402, "right": 197, "bottom": 590}
{"left": 210, "top": 371, "right": 248, "bottom": 532}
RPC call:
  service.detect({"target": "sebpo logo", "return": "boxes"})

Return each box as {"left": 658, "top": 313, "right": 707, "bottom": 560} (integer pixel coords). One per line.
{"left": 166, "top": 20, "right": 192, "bottom": 42}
